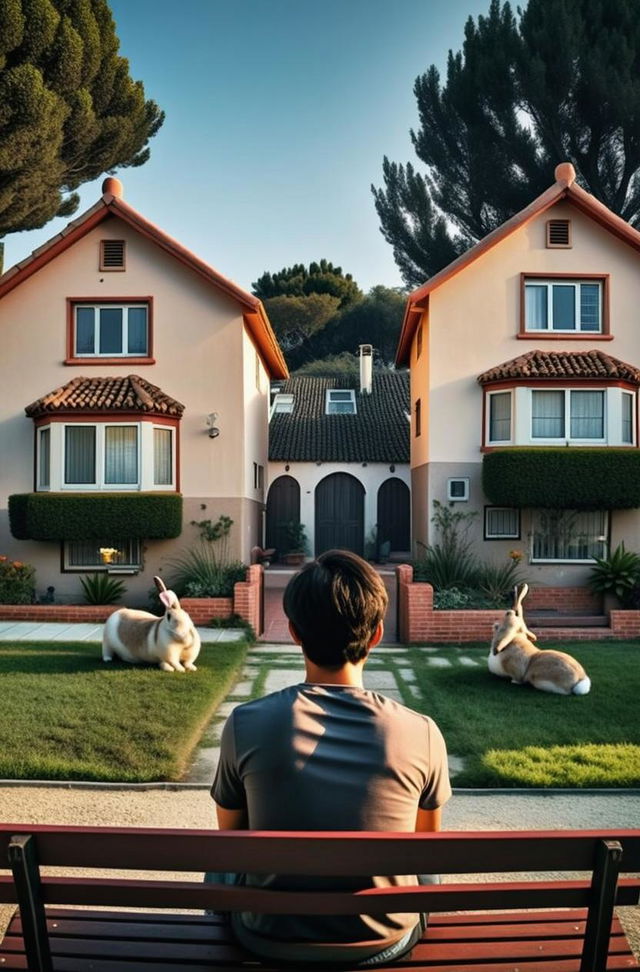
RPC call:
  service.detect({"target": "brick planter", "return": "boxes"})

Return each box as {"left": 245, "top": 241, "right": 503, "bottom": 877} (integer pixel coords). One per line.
{"left": 180, "top": 597, "right": 233, "bottom": 624}
{"left": 0, "top": 604, "right": 119, "bottom": 622}
{"left": 395, "top": 565, "right": 639, "bottom": 643}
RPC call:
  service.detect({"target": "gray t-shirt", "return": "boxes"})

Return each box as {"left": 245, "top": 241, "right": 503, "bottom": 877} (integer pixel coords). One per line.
{"left": 211, "top": 682, "right": 451, "bottom": 951}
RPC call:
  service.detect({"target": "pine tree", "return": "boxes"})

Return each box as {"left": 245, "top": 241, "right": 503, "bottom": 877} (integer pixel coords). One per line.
{"left": 373, "top": 0, "right": 640, "bottom": 287}
{"left": 0, "top": 0, "right": 164, "bottom": 241}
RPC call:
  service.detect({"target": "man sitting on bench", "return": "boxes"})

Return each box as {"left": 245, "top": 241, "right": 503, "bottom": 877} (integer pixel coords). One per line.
{"left": 210, "top": 549, "right": 451, "bottom": 965}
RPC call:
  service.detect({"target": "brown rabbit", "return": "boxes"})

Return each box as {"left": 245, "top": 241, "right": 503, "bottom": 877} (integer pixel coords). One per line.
{"left": 488, "top": 584, "right": 590, "bottom": 695}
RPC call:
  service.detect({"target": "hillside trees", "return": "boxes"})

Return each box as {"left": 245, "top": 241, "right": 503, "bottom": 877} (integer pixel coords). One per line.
{"left": 0, "top": 0, "right": 164, "bottom": 242}
{"left": 373, "top": 0, "right": 640, "bottom": 286}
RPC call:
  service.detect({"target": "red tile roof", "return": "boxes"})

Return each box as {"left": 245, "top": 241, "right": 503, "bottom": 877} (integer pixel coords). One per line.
{"left": 25, "top": 375, "right": 185, "bottom": 418}
{"left": 478, "top": 349, "right": 640, "bottom": 385}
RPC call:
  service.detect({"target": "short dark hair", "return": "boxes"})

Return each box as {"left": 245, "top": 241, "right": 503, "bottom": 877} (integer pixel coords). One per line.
{"left": 283, "top": 549, "right": 388, "bottom": 668}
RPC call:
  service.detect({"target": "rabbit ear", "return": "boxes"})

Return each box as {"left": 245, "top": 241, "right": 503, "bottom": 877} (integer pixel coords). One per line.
{"left": 159, "top": 590, "right": 179, "bottom": 610}
{"left": 154, "top": 575, "right": 168, "bottom": 593}
{"left": 514, "top": 583, "right": 529, "bottom": 618}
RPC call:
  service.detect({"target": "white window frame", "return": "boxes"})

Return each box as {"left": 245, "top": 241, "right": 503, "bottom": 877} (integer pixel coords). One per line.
{"left": 487, "top": 390, "right": 513, "bottom": 444}
{"left": 152, "top": 425, "right": 176, "bottom": 488}
{"left": 524, "top": 279, "right": 602, "bottom": 333}
{"left": 326, "top": 389, "right": 357, "bottom": 414}
{"left": 63, "top": 538, "right": 142, "bottom": 572}
{"left": 622, "top": 391, "right": 635, "bottom": 445}
{"left": 530, "top": 388, "right": 606, "bottom": 443}
{"left": 485, "top": 507, "right": 520, "bottom": 540}
{"left": 37, "top": 426, "right": 51, "bottom": 490}
{"left": 62, "top": 423, "right": 140, "bottom": 490}
{"left": 447, "top": 478, "right": 469, "bottom": 502}
{"left": 530, "top": 510, "right": 609, "bottom": 564}
{"left": 74, "top": 303, "right": 149, "bottom": 357}
{"left": 270, "top": 393, "right": 294, "bottom": 417}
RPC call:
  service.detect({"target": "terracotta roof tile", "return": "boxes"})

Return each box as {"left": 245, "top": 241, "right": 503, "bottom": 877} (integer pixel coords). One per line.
{"left": 269, "top": 372, "right": 409, "bottom": 463}
{"left": 478, "top": 349, "right": 640, "bottom": 385}
{"left": 25, "top": 375, "right": 185, "bottom": 418}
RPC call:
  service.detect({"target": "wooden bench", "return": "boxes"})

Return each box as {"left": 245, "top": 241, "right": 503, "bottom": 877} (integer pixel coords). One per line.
{"left": 0, "top": 824, "right": 638, "bottom": 971}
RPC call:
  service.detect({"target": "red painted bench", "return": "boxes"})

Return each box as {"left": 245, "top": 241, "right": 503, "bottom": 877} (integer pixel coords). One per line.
{"left": 0, "top": 824, "right": 638, "bottom": 970}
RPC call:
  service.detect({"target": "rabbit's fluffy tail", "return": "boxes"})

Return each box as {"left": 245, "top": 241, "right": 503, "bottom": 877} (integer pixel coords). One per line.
{"left": 572, "top": 676, "right": 591, "bottom": 695}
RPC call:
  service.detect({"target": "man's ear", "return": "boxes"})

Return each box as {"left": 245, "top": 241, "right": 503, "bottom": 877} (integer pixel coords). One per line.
{"left": 368, "top": 620, "right": 384, "bottom": 649}
{"left": 288, "top": 620, "right": 303, "bottom": 645}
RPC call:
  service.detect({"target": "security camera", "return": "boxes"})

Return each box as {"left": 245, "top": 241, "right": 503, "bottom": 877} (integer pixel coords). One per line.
{"left": 208, "top": 426, "right": 220, "bottom": 439}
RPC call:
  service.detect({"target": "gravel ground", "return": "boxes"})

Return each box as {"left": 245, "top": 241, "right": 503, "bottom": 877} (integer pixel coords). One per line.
{"left": 1, "top": 785, "right": 638, "bottom": 957}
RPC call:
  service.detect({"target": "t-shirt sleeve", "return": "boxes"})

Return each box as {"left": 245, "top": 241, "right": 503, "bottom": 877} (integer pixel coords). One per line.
{"left": 419, "top": 718, "right": 452, "bottom": 811}
{"left": 211, "top": 712, "right": 246, "bottom": 810}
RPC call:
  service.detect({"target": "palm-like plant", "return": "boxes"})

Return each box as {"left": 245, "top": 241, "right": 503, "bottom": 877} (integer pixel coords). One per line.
{"left": 588, "top": 543, "right": 640, "bottom": 603}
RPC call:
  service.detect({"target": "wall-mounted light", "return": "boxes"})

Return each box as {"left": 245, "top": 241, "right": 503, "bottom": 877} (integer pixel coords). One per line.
{"left": 205, "top": 412, "right": 220, "bottom": 439}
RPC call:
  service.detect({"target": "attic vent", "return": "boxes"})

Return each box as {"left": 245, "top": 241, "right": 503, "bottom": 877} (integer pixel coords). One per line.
{"left": 546, "top": 219, "right": 571, "bottom": 248}
{"left": 100, "top": 239, "right": 126, "bottom": 270}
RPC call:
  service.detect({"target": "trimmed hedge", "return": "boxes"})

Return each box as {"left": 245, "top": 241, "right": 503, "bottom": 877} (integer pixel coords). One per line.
{"left": 483, "top": 448, "right": 640, "bottom": 510}
{"left": 9, "top": 493, "right": 183, "bottom": 541}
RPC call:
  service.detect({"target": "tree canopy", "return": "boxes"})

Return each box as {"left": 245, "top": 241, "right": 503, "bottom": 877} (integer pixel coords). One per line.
{"left": 372, "top": 0, "right": 640, "bottom": 287}
{"left": 0, "top": 0, "right": 164, "bottom": 239}
{"left": 252, "top": 259, "right": 362, "bottom": 307}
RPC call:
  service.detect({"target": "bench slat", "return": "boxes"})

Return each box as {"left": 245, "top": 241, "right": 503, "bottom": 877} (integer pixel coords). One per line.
{"left": 1, "top": 826, "right": 639, "bottom": 874}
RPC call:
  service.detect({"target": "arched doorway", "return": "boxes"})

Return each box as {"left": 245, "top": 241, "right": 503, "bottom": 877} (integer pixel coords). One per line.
{"left": 377, "top": 478, "right": 410, "bottom": 553}
{"left": 266, "top": 476, "right": 300, "bottom": 559}
{"left": 315, "top": 473, "right": 364, "bottom": 556}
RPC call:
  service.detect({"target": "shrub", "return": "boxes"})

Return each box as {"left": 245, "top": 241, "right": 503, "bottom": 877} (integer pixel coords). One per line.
{"left": 9, "top": 493, "right": 183, "bottom": 540}
{"left": 167, "top": 548, "right": 246, "bottom": 598}
{"left": 0, "top": 556, "right": 35, "bottom": 604}
{"left": 483, "top": 448, "right": 640, "bottom": 510}
{"left": 80, "top": 573, "right": 127, "bottom": 605}
{"left": 588, "top": 542, "right": 640, "bottom": 604}
{"left": 208, "top": 614, "right": 256, "bottom": 643}
{"left": 476, "top": 559, "right": 526, "bottom": 605}
{"left": 413, "top": 500, "right": 479, "bottom": 589}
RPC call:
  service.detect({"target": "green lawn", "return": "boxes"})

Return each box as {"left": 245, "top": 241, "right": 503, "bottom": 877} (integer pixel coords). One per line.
{"left": 404, "top": 642, "right": 640, "bottom": 788}
{"left": 0, "top": 641, "right": 247, "bottom": 782}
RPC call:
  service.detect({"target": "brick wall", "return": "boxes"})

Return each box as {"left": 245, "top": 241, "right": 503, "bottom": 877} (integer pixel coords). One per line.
{"left": 0, "top": 604, "right": 119, "bottom": 622}
{"left": 179, "top": 597, "right": 233, "bottom": 624}
{"left": 395, "top": 565, "right": 638, "bottom": 643}
{"left": 232, "top": 564, "right": 263, "bottom": 635}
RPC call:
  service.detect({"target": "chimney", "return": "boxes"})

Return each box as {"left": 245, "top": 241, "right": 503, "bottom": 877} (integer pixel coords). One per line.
{"left": 359, "top": 344, "right": 373, "bottom": 395}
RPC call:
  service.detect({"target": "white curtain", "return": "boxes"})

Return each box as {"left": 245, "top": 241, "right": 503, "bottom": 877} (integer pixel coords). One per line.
{"left": 489, "top": 392, "right": 511, "bottom": 441}
{"left": 65, "top": 427, "right": 96, "bottom": 483}
{"left": 622, "top": 393, "right": 633, "bottom": 444}
{"left": 153, "top": 428, "right": 172, "bottom": 485}
{"left": 532, "top": 391, "right": 564, "bottom": 438}
{"left": 525, "top": 285, "right": 547, "bottom": 329}
{"left": 39, "top": 428, "right": 50, "bottom": 488}
{"left": 105, "top": 426, "right": 138, "bottom": 484}
{"left": 570, "top": 391, "right": 603, "bottom": 439}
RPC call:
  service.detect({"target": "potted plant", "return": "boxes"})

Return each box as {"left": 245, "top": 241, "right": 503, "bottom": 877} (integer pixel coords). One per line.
{"left": 283, "top": 521, "right": 308, "bottom": 566}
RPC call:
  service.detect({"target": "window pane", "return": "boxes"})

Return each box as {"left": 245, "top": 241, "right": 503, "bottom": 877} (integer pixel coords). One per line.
{"left": 552, "top": 285, "right": 576, "bottom": 329}
{"left": 153, "top": 428, "right": 172, "bottom": 485}
{"left": 105, "top": 426, "right": 138, "bottom": 484}
{"left": 489, "top": 392, "right": 511, "bottom": 441}
{"left": 622, "top": 393, "right": 633, "bottom": 444}
{"left": 76, "top": 307, "right": 95, "bottom": 354}
{"left": 39, "top": 428, "right": 50, "bottom": 488}
{"left": 532, "top": 390, "right": 564, "bottom": 438}
{"left": 486, "top": 508, "right": 519, "bottom": 538}
{"left": 65, "top": 427, "right": 96, "bottom": 483}
{"left": 65, "top": 539, "right": 141, "bottom": 569}
{"left": 532, "top": 510, "right": 607, "bottom": 561}
{"left": 330, "top": 391, "right": 353, "bottom": 401}
{"left": 99, "top": 307, "right": 123, "bottom": 354}
{"left": 525, "top": 285, "right": 547, "bottom": 329}
{"left": 570, "top": 390, "right": 604, "bottom": 439}
{"left": 127, "top": 307, "right": 148, "bottom": 354}
{"left": 580, "top": 284, "right": 600, "bottom": 331}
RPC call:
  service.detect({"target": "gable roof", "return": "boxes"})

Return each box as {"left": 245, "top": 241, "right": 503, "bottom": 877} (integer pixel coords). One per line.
{"left": 478, "top": 349, "right": 640, "bottom": 386}
{"left": 396, "top": 163, "right": 640, "bottom": 366}
{"left": 0, "top": 177, "right": 287, "bottom": 380}
{"left": 269, "top": 372, "right": 409, "bottom": 463}
{"left": 25, "top": 374, "right": 185, "bottom": 418}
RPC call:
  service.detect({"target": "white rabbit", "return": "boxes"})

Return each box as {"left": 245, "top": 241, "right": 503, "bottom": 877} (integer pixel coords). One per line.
{"left": 102, "top": 576, "right": 201, "bottom": 672}
{"left": 488, "top": 583, "right": 590, "bottom": 696}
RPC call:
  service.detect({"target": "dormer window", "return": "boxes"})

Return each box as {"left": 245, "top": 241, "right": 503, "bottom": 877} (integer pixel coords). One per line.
{"left": 272, "top": 393, "right": 294, "bottom": 415}
{"left": 326, "top": 389, "right": 356, "bottom": 414}
{"left": 100, "top": 239, "right": 126, "bottom": 270}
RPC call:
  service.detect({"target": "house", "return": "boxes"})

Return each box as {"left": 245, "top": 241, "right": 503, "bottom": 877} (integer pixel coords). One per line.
{"left": 397, "top": 162, "right": 640, "bottom": 586}
{"left": 0, "top": 177, "right": 287, "bottom": 603}
{"left": 267, "top": 348, "right": 410, "bottom": 559}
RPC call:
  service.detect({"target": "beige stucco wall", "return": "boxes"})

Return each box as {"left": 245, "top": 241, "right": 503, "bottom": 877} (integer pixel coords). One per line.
{"left": 408, "top": 200, "right": 640, "bottom": 584}
{"left": 0, "top": 218, "right": 271, "bottom": 600}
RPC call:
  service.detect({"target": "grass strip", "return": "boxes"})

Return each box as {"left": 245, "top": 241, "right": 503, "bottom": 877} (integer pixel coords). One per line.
{"left": 0, "top": 640, "right": 247, "bottom": 782}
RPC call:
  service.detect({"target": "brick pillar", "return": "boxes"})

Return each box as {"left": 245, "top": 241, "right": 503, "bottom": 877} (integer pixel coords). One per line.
{"left": 233, "top": 564, "right": 264, "bottom": 635}
{"left": 395, "top": 564, "right": 413, "bottom": 644}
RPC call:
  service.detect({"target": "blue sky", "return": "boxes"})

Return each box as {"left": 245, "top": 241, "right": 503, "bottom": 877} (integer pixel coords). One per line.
{"left": 8, "top": 0, "right": 492, "bottom": 294}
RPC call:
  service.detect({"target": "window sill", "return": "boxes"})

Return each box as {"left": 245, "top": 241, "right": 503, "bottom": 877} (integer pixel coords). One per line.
{"left": 517, "top": 333, "right": 612, "bottom": 341}
{"left": 64, "top": 357, "right": 156, "bottom": 366}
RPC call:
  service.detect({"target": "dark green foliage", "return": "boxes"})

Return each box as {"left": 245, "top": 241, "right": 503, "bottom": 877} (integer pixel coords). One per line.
{"left": 0, "top": 556, "right": 35, "bottom": 604}
{"left": 8, "top": 492, "right": 183, "bottom": 540}
{"left": 313, "top": 286, "right": 406, "bottom": 366}
{"left": 0, "top": 0, "right": 164, "bottom": 238}
{"left": 253, "top": 259, "right": 361, "bottom": 307}
{"left": 79, "top": 573, "right": 126, "bottom": 605}
{"left": 373, "top": 0, "right": 640, "bottom": 286}
{"left": 208, "top": 614, "right": 257, "bottom": 644}
{"left": 483, "top": 449, "right": 640, "bottom": 510}
{"left": 166, "top": 548, "right": 246, "bottom": 598}
{"left": 587, "top": 543, "right": 640, "bottom": 603}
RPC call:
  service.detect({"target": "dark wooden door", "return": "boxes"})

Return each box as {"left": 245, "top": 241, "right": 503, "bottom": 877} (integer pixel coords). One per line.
{"left": 266, "top": 476, "right": 300, "bottom": 559}
{"left": 377, "top": 478, "right": 410, "bottom": 552}
{"left": 315, "top": 473, "right": 364, "bottom": 556}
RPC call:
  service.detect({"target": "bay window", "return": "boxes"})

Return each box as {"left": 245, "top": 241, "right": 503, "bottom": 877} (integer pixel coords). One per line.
{"left": 531, "top": 390, "right": 604, "bottom": 441}
{"left": 488, "top": 391, "right": 512, "bottom": 443}
{"left": 523, "top": 278, "right": 603, "bottom": 333}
